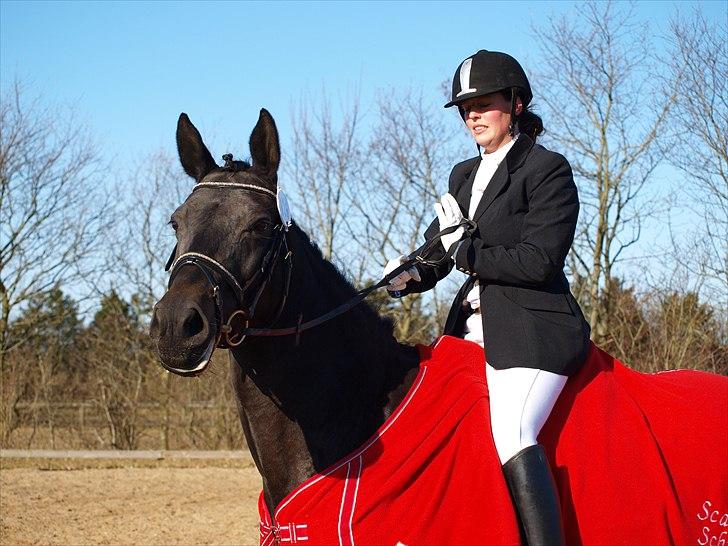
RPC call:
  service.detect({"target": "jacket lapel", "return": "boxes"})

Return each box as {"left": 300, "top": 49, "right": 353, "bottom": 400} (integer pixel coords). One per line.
{"left": 471, "top": 134, "right": 535, "bottom": 222}
{"left": 454, "top": 157, "right": 480, "bottom": 214}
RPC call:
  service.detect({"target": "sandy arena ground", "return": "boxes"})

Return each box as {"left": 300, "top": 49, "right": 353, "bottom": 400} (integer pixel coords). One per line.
{"left": 0, "top": 460, "right": 263, "bottom": 545}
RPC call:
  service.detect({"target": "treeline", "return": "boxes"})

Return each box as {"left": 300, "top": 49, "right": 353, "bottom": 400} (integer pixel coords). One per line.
{"left": 1, "top": 3, "right": 726, "bottom": 449}
{"left": 2, "top": 288, "right": 244, "bottom": 450}
{"left": 1, "top": 278, "right": 724, "bottom": 450}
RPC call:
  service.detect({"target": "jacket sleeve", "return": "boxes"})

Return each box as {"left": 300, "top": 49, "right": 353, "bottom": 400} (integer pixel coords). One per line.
{"left": 454, "top": 153, "right": 578, "bottom": 287}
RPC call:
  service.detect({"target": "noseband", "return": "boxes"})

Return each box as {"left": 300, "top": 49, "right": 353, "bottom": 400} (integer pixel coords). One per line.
{"left": 165, "top": 182, "right": 292, "bottom": 348}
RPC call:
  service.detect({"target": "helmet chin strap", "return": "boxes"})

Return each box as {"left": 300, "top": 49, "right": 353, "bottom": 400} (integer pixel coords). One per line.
{"left": 508, "top": 87, "right": 518, "bottom": 136}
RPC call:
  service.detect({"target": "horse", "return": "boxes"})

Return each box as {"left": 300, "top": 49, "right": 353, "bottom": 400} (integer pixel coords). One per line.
{"left": 150, "top": 110, "right": 728, "bottom": 546}
{"left": 150, "top": 108, "right": 422, "bottom": 511}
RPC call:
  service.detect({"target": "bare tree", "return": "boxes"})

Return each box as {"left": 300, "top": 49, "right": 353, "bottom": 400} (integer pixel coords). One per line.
{"left": 0, "top": 81, "right": 109, "bottom": 368}
{"left": 355, "top": 90, "right": 461, "bottom": 273}
{"left": 107, "top": 150, "right": 188, "bottom": 318}
{"left": 643, "top": 290, "right": 727, "bottom": 374}
{"left": 285, "top": 91, "right": 365, "bottom": 273}
{"left": 595, "top": 277, "right": 726, "bottom": 374}
{"left": 351, "top": 89, "right": 467, "bottom": 341}
{"left": 666, "top": 9, "right": 728, "bottom": 302}
{"left": 597, "top": 277, "right": 650, "bottom": 366}
{"left": 533, "top": 1, "right": 676, "bottom": 340}
{"left": 98, "top": 149, "right": 185, "bottom": 450}
{"left": 106, "top": 149, "right": 246, "bottom": 450}
{"left": 285, "top": 86, "right": 468, "bottom": 342}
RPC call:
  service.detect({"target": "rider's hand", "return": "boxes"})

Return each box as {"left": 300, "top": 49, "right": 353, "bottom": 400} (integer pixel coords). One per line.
{"left": 434, "top": 193, "right": 465, "bottom": 252}
{"left": 384, "top": 255, "right": 422, "bottom": 292}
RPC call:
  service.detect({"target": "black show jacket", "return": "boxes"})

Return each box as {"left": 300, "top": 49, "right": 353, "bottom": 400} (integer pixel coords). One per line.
{"left": 399, "top": 135, "right": 590, "bottom": 376}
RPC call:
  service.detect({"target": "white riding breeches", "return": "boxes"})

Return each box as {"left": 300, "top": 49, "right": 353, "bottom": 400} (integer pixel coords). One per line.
{"left": 464, "top": 312, "right": 484, "bottom": 345}
{"left": 486, "top": 363, "right": 567, "bottom": 464}
{"left": 463, "top": 301, "right": 568, "bottom": 464}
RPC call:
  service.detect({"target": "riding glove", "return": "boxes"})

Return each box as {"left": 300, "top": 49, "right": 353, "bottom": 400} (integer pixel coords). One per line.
{"left": 384, "top": 255, "right": 422, "bottom": 292}
{"left": 434, "top": 193, "right": 466, "bottom": 252}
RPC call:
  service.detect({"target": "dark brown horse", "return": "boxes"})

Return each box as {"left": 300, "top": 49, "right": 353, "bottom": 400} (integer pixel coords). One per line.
{"left": 150, "top": 110, "right": 420, "bottom": 513}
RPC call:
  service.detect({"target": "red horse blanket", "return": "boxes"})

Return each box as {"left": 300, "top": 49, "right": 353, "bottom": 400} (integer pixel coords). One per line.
{"left": 258, "top": 336, "right": 728, "bottom": 546}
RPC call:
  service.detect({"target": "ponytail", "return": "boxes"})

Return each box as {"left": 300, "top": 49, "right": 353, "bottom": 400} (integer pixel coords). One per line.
{"left": 517, "top": 107, "right": 544, "bottom": 141}
{"left": 499, "top": 89, "right": 544, "bottom": 141}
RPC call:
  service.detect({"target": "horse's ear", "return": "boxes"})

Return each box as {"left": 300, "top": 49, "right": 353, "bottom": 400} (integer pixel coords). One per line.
{"left": 176, "top": 113, "right": 218, "bottom": 182}
{"left": 249, "top": 108, "right": 280, "bottom": 179}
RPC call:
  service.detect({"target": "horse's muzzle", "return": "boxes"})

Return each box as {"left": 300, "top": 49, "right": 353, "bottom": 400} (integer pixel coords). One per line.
{"left": 150, "top": 296, "right": 217, "bottom": 376}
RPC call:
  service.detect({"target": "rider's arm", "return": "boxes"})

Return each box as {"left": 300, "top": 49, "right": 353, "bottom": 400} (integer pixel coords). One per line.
{"left": 392, "top": 159, "right": 479, "bottom": 297}
{"left": 454, "top": 153, "right": 578, "bottom": 287}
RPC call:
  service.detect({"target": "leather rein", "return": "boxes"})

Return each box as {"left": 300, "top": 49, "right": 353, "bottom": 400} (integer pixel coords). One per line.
{"left": 166, "top": 181, "right": 475, "bottom": 348}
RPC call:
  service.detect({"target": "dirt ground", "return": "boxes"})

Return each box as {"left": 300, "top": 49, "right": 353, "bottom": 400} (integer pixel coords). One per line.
{"left": 0, "top": 459, "right": 263, "bottom": 545}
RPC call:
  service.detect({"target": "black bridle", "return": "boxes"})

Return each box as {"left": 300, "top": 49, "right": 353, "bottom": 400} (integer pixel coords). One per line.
{"left": 166, "top": 181, "right": 475, "bottom": 349}
{"left": 165, "top": 181, "right": 292, "bottom": 348}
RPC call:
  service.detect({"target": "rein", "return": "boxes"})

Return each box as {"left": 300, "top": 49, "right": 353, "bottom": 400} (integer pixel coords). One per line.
{"left": 240, "top": 221, "right": 473, "bottom": 340}
{"left": 166, "top": 181, "right": 475, "bottom": 347}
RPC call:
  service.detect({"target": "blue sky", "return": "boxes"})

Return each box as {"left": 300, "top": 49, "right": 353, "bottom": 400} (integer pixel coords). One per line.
{"left": 2, "top": 0, "right": 726, "bottom": 295}
{"left": 4, "top": 0, "right": 724, "bottom": 164}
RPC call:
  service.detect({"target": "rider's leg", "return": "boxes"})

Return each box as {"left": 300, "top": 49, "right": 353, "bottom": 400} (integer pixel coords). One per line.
{"left": 486, "top": 364, "right": 567, "bottom": 546}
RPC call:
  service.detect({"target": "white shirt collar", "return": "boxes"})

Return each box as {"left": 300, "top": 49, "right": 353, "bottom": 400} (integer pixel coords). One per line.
{"left": 480, "top": 133, "right": 519, "bottom": 164}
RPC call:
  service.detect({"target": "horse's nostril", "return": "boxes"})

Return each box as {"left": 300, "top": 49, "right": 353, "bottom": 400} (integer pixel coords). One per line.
{"left": 182, "top": 307, "right": 205, "bottom": 338}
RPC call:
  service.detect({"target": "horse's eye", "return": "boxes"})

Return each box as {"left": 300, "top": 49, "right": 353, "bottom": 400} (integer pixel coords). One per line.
{"left": 252, "top": 219, "right": 273, "bottom": 234}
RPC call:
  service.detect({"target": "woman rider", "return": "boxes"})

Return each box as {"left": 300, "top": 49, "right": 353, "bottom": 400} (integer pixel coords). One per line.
{"left": 384, "top": 50, "right": 591, "bottom": 546}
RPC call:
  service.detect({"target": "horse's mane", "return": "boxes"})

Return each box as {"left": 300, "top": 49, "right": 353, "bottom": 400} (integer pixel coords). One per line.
{"left": 289, "top": 222, "right": 397, "bottom": 340}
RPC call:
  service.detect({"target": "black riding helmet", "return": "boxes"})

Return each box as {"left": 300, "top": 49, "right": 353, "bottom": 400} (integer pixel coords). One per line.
{"left": 444, "top": 50, "right": 532, "bottom": 110}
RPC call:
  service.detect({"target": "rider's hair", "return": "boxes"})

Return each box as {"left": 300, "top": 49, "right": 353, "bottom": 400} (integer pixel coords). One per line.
{"left": 499, "top": 90, "right": 544, "bottom": 141}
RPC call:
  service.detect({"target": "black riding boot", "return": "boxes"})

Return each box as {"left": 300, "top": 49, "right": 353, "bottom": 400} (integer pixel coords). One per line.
{"left": 502, "top": 444, "right": 565, "bottom": 546}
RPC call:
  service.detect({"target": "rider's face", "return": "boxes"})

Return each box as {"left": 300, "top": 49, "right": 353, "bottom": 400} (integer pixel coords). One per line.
{"left": 461, "top": 92, "right": 522, "bottom": 153}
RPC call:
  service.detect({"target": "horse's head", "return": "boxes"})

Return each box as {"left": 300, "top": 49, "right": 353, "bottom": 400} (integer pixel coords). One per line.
{"left": 150, "top": 109, "right": 289, "bottom": 376}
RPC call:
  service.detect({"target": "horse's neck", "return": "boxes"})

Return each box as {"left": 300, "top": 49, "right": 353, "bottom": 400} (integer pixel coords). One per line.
{"left": 229, "top": 227, "right": 420, "bottom": 511}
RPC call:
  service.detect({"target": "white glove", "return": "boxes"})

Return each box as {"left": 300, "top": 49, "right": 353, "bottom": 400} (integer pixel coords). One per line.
{"left": 434, "top": 193, "right": 465, "bottom": 252}
{"left": 383, "top": 254, "right": 422, "bottom": 292}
